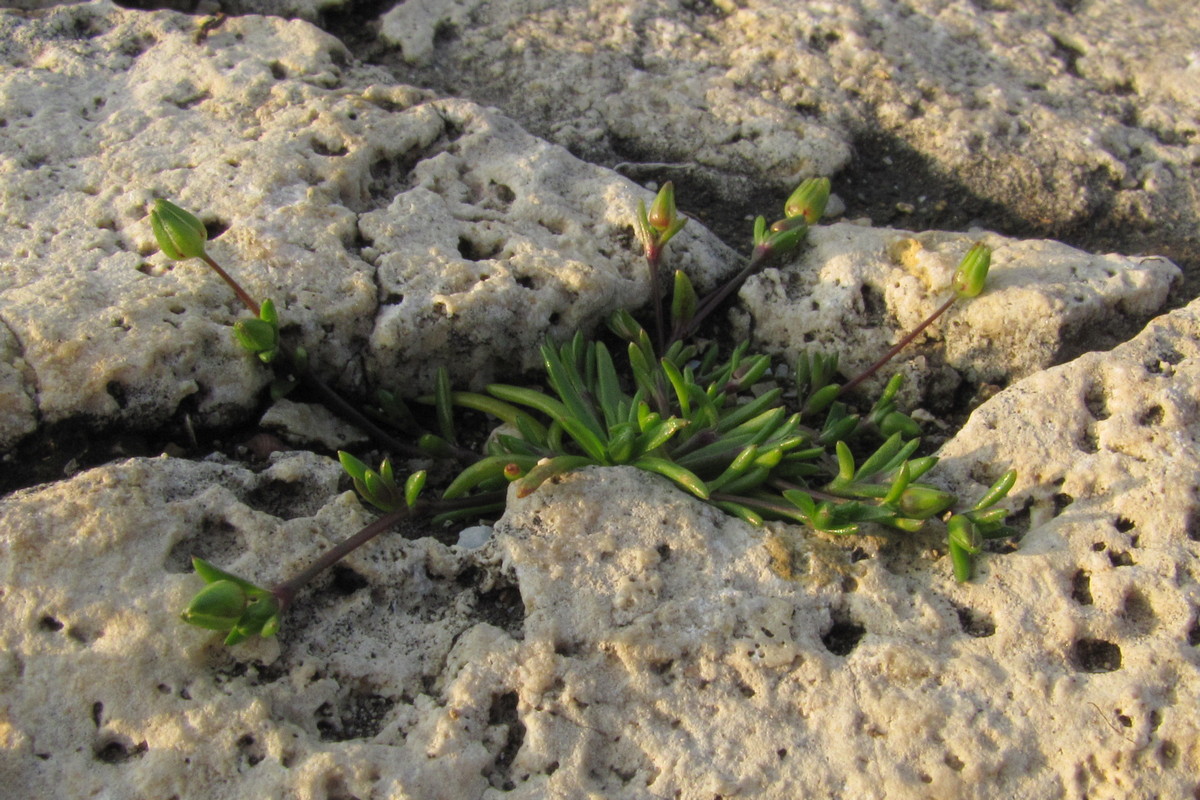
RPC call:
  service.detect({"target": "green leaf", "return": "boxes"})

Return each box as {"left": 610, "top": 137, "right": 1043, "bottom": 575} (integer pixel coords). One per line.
{"left": 594, "top": 343, "right": 625, "bottom": 429}
{"left": 973, "top": 469, "right": 1017, "bottom": 511}
{"left": 515, "top": 455, "right": 594, "bottom": 498}
{"left": 404, "top": 470, "right": 427, "bottom": 508}
{"left": 633, "top": 457, "right": 710, "bottom": 499}
{"left": 670, "top": 270, "right": 697, "bottom": 332}
{"left": 487, "top": 385, "right": 571, "bottom": 426}
{"left": 444, "top": 455, "right": 540, "bottom": 499}
{"left": 661, "top": 357, "right": 691, "bottom": 417}
{"left": 713, "top": 500, "right": 764, "bottom": 527}
{"left": 435, "top": 366, "right": 456, "bottom": 445}
{"left": 337, "top": 451, "right": 370, "bottom": 484}
{"left": 635, "top": 417, "right": 689, "bottom": 454}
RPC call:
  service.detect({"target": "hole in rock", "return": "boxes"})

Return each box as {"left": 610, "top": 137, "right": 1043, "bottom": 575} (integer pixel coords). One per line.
{"left": 457, "top": 234, "right": 502, "bottom": 262}
{"left": 328, "top": 565, "right": 369, "bottom": 597}
{"left": 203, "top": 219, "right": 229, "bottom": 240}
{"left": 245, "top": 478, "right": 328, "bottom": 521}
{"left": 486, "top": 691, "right": 525, "bottom": 791}
{"left": 1083, "top": 381, "right": 1110, "bottom": 420}
{"left": 38, "top": 615, "right": 64, "bottom": 632}
{"left": 105, "top": 381, "right": 128, "bottom": 409}
{"left": 316, "top": 690, "right": 395, "bottom": 742}
{"left": 1070, "top": 569, "right": 1093, "bottom": 605}
{"left": 955, "top": 605, "right": 996, "bottom": 637}
{"left": 94, "top": 736, "right": 148, "bottom": 764}
{"left": 269, "top": 61, "right": 287, "bottom": 80}
{"left": 1108, "top": 550, "right": 1135, "bottom": 567}
{"left": 1122, "top": 589, "right": 1155, "bottom": 634}
{"left": 474, "top": 585, "right": 525, "bottom": 638}
{"left": 1070, "top": 638, "right": 1122, "bottom": 673}
{"left": 1186, "top": 507, "right": 1200, "bottom": 542}
{"left": 1138, "top": 405, "right": 1165, "bottom": 426}
{"left": 311, "top": 138, "right": 349, "bottom": 157}
{"left": 821, "top": 619, "right": 865, "bottom": 656}
{"left": 1052, "top": 492, "right": 1074, "bottom": 516}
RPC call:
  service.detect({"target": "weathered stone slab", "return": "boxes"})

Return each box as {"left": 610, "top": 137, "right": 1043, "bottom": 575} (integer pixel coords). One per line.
{"left": 0, "top": 1, "right": 735, "bottom": 448}
{"left": 738, "top": 222, "right": 1180, "bottom": 403}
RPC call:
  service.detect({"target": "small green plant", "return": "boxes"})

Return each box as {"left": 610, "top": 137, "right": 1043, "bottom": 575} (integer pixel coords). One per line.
{"left": 153, "top": 182, "right": 1016, "bottom": 647}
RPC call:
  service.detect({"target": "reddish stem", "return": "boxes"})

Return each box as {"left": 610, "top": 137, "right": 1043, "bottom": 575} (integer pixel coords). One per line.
{"left": 839, "top": 295, "right": 957, "bottom": 396}
{"left": 202, "top": 254, "right": 260, "bottom": 316}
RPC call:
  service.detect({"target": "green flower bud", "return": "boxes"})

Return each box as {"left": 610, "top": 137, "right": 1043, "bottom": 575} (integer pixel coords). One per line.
{"left": 898, "top": 485, "right": 956, "bottom": 519}
{"left": 224, "top": 594, "right": 281, "bottom": 645}
{"left": 181, "top": 579, "right": 248, "bottom": 631}
{"left": 757, "top": 216, "right": 809, "bottom": 259}
{"left": 784, "top": 177, "right": 831, "bottom": 224}
{"left": 150, "top": 199, "right": 209, "bottom": 261}
{"left": 647, "top": 181, "right": 677, "bottom": 231}
{"left": 953, "top": 243, "right": 992, "bottom": 299}
{"left": 233, "top": 318, "right": 279, "bottom": 361}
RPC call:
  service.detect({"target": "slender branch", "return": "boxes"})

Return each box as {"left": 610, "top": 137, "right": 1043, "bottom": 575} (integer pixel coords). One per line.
{"left": 648, "top": 251, "right": 665, "bottom": 353}
{"left": 286, "top": 351, "right": 432, "bottom": 459}
{"left": 271, "top": 490, "right": 506, "bottom": 609}
{"left": 672, "top": 248, "right": 770, "bottom": 343}
{"left": 202, "top": 254, "right": 260, "bottom": 316}
{"left": 839, "top": 294, "right": 957, "bottom": 396}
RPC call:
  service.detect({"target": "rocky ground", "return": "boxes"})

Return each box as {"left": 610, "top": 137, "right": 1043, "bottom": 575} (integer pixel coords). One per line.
{"left": 1, "top": 1, "right": 1198, "bottom": 798}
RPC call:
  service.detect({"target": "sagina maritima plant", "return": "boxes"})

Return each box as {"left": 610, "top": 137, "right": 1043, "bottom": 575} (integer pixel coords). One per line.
{"left": 151, "top": 179, "right": 1015, "bottom": 646}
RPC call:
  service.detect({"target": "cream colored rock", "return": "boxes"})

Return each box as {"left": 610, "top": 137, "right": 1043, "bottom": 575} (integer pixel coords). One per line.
{"left": 0, "top": 452, "right": 522, "bottom": 799}
{"left": 0, "top": 0, "right": 736, "bottom": 447}
{"left": 737, "top": 222, "right": 1181, "bottom": 403}
{"left": 378, "top": 0, "right": 1200, "bottom": 260}
{"left": 4, "top": 440, "right": 1197, "bottom": 797}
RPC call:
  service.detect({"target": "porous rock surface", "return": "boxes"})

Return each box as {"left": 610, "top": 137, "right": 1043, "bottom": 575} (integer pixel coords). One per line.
{"left": 5, "top": 288, "right": 1200, "bottom": 799}
{"left": 737, "top": 221, "right": 1180, "bottom": 403}
{"left": 2, "top": 1, "right": 1200, "bottom": 799}
{"left": 0, "top": 0, "right": 735, "bottom": 448}
{"left": 383, "top": 0, "right": 1200, "bottom": 267}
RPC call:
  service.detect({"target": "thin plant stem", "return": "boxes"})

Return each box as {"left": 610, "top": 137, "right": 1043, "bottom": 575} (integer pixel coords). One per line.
{"left": 672, "top": 248, "right": 769, "bottom": 343}
{"left": 271, "top": 490, "right": 506, "bottom": 610}
{"left": 839, "top": 295, "right": 957, "bottom": 396}
{"left": 648, "top": 252, "right": 665, "bottom": 353}
{"left": 202, "top": 254, "right": 260, "bottom": 316}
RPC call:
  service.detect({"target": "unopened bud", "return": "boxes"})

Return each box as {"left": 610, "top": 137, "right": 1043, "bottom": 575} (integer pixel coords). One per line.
{"left": 784, "top": 177, "right": 831, "bottom": 224}
{"left": 181, "top": 580, "right": 248, "bottom": 631}
{"left": 953, "top": 243, "right": 992, "bottom": 299}
{"left": 150, "top": 199, "right": 209, "bottom": 261}
{"left": 647, "top": 182, "right": 677, "bottom": 231}
{"left": 898, "top": 485, "right": 956, "bottom": 519}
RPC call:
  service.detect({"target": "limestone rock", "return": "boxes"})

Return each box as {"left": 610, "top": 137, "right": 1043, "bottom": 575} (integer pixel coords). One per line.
{"left": 381, "top": 0, "right": 1200, "bottom": 266}
{"left": 737, "top": 222, "right": 1181, "bottom": 403}
{"left": 4, "top": 426, "right": 1198, "bottom": 797}
{"left": 0, "top": 0, "right": 736, "bottom": 447}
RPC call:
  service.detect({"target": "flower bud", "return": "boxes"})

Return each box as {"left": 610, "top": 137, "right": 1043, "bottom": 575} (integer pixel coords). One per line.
{"left": 647, "top": 182, "right": 677, "bottom": 231}
{"left": 223, "top": 595, "right": 281, "bottom": 645}
{"left": 784, "top": 177, "right": 831, "bottom": 224}
{"left": 150, "top": 199, "right": 209, "bottom": 261}
{"left": 953, "top": 242, "right": 992, "bottom": 299}
{"left": 233, "top": 318, "right": 279, "bottom": 361}
{"left": 898, "top": 485, "right": 956, "bottom": 519}
{"left": 181, "top": 579, "right": 248, "bottom": 631}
